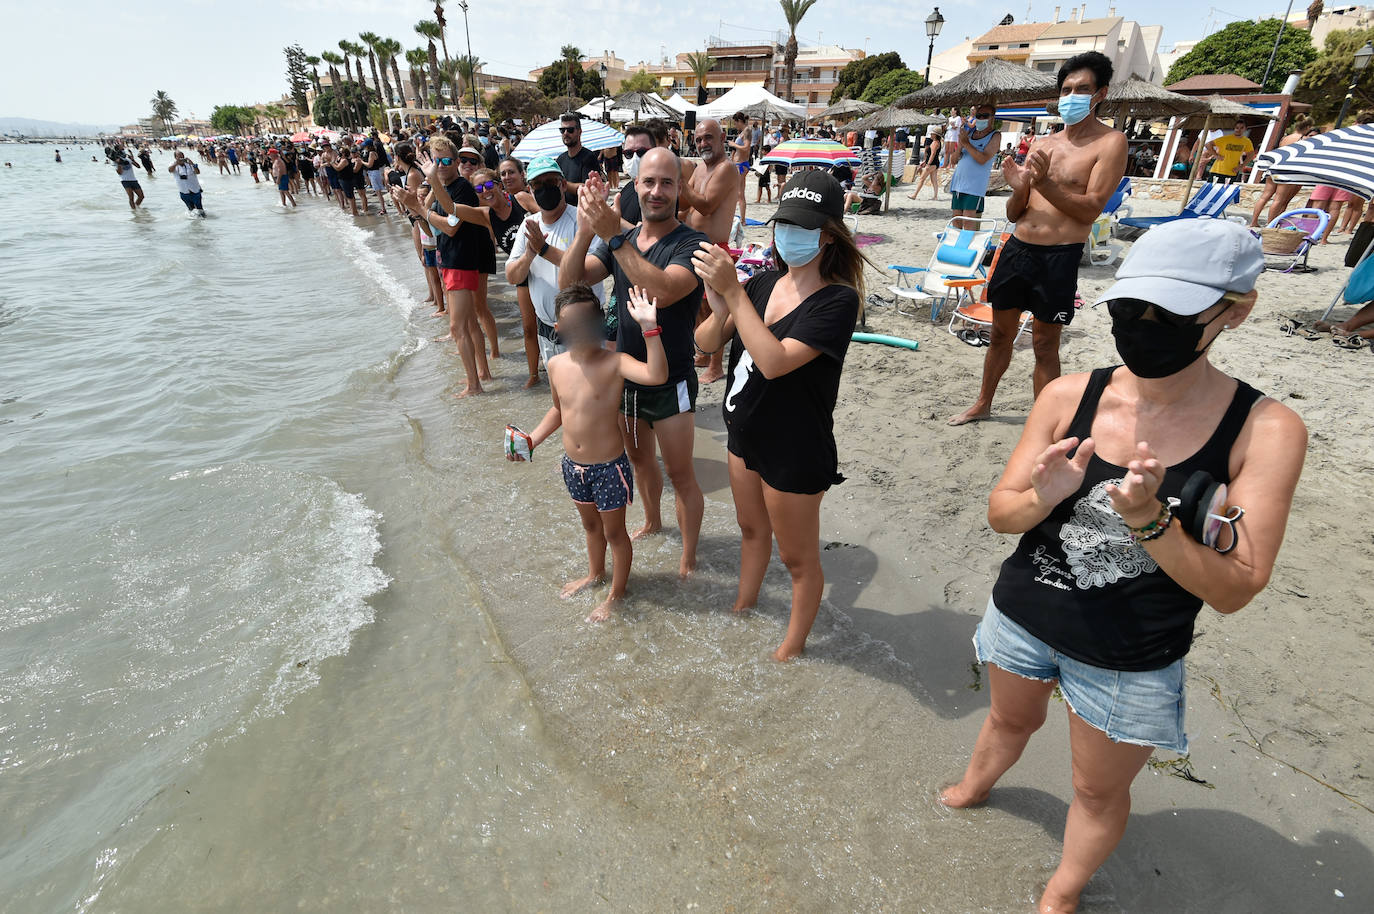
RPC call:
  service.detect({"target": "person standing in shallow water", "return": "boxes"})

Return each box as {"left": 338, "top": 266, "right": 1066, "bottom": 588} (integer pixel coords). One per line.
{"left": 940, "top": 220, "right": 1306, "bottom": 914}
{"left": 949, "top": 51, "right": 1127, "bottom": 427}
{"left": 692, "top": 171, "right": 864, "bottom": 661}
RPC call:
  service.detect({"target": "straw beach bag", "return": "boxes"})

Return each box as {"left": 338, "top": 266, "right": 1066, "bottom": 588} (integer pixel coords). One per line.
{"left": 1260, "top": 227, "right": 1305, "bottom": 255}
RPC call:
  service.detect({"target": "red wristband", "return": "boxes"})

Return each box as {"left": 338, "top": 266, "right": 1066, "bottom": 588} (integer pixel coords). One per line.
{"left": 642, "top": 327, "right": 662, "bottom": 337}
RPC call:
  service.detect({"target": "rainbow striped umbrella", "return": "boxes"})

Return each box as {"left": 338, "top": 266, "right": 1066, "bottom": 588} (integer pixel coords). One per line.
{"left": 760, "top": 139, "right": 862, "bottom": 167}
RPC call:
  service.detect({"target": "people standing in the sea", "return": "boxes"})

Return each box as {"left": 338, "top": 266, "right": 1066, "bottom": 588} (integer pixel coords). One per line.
{"left": 112, "top": 148, "right": 144, "bottom": 210}
{"left": 507, "top": 283, "right": 666, "bottom": 622}
{"left": 169, "top": 150, "right": 206, "bottom": 216}
{"left": 363, "top": 137, "right": 389, "bottom": 215}
{"left": 940, "top": 220, "right": 1304, "bottom": 914}
{"left": 561, "top": 150, "right": 709, "bottom": 579}
{"left": 54, "top": 149, "right": 62, "bottom": 163}
{"left": 678, "top": 118, "right": 742, "bottom": 386}
{"left": 270, "top": 149, "right": 296, "bottom": 208}
{"left": 949, "top": 52, "right": 1128, "bottom": 427}
{"left": 217, "top": 146, "right": 231, "bottom": 175}
{"left": 692, "top": 170, "right": 864, "bottom": 661}
{"left": 226, "top": 144, "right": 240, "bottom": 174}
{"left": 332, "top": 142, "right": 360, "bottom": 217}
{"left": 138, "top": 145, "right": 155, "bottom": 177}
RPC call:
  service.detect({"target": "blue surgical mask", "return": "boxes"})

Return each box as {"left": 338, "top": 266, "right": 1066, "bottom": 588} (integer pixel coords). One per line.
{"left": 773, "top": 223, "right": 823, "bottom": 267}
{"left": 1059, "top": 93, "right": 1093, "bottom": 126}
{"left": 974, "top": 118, "right": 990, "bottom": 131}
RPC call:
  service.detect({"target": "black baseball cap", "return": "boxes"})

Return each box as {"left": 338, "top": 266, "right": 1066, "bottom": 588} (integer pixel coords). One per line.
{"left": 770, "top": 170, "right": 845, "bottom": 229}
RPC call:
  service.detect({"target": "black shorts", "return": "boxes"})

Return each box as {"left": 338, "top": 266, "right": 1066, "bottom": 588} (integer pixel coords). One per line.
{"left": 727, "top": 435, "right": 841, "bottom": 495}
{"left": 622, "top": 377, "right": 697, "bottom": 427}
{"left": 987, "top": 235, "right": 1081, "bottom": 326}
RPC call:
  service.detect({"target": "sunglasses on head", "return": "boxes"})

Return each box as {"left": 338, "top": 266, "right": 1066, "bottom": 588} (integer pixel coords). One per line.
{"left": 436, "top": 156, "right": 454, "bottom": 166}
{"left": 1106, "top": 299, "right": 1201, "bottom": 329}
{"left": 559, "top": 126, "right": 580, "bottom": 133}
{"left": 474, "top": 180, "right": 498, "bottom": 192}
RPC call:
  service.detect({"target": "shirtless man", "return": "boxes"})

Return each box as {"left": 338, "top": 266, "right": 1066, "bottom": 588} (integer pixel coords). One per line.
{"left": 679, "top": 118, "right": 741, "bottom": 385}
{"left": 730, "top": 112, "right": 752, "bottom": 225}
{"left": 949, "top": 51, "right": 1127, "bottom": 427}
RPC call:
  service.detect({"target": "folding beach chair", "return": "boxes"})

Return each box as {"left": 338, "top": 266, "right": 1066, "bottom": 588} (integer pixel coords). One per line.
{"left": 944, "top": 231, "right": 1033, "bottom": 345}
{"left": 1117, "top": 182, "right": 1242, "bottom": 232}
{"left": 1262, "top": 208, "right": 1330, "bottom": 274}
{"left": 887, "top": 218, "right": 1001, "bottom": 321}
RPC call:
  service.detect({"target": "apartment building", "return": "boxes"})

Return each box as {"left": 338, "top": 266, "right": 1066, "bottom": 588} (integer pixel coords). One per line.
{"left": 967, "top": 6, "right": 1164, "bottom": 83}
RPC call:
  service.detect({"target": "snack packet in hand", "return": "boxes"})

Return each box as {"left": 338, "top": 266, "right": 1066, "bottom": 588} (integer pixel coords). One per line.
{"left": 504, "top": 424, "right": 534, "bottom": 461}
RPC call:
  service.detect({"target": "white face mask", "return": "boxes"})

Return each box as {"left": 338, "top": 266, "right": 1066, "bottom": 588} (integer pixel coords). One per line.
{"left": 625, "top": 154, "right": 642, "bottom": 180}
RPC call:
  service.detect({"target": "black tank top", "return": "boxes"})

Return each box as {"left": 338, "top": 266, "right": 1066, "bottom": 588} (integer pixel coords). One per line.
{"left": 992, "top": 367, "right": 1263, "bottom": 671}
{"left": 488, "top": 194, "right": 529, "bottom": 255}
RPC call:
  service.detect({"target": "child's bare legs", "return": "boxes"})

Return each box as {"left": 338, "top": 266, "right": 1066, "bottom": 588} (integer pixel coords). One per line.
{"left": 425, "top": 266, "right": 445, "bottom": 314}
{"left": 762, "top": 482, "right": 824, "bottom": 661}
{"left": 589, "top": 506, "right": 632, "bottom": 622}
{"left": 445, "top": 288, "right": 483, "bottom": 397}
{"left": 466, "top": 312, "right": 490, "bottom": 381}
{"left": 515, "top": 285, "right": 541, "bottom": 387}
{"left": 564, "top": 501, "right": 607, "bottom": 600}
{"left": 475, "top": 274, "right": 500, "bottom": 363}
{"left": 727, "top": 453, "right": 772, "bottom": 614}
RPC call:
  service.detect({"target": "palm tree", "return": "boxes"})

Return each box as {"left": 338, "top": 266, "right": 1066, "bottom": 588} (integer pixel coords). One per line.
{"left": 320, "top": 50, "right": 349, "bottom": 128}
{"left": 433, "top": 1, "right": 453, "bottom": 73}
{"left": 406, "top": 48, "right": 431, "bottom": 106}
{"left": 304, "top": 55, "right": 322, "bottom": 94}
{"left": 360, "top": 32, "right": 385, "bottom": 107}
{"left": 684, "top": 52, "right": 714, "bottom": 105}
{"left": 560, "top": 45, "right": 584, "bottom": 102}
{"left": 779, "top": 0, "right": 820, "bottom": 104}
{"left": 439, "top": 58, "right": 464, "bottom": 115}
{"left": 414, "top": 21, "right": 446, "bottom": 106}
{"left": 150, "top": 89, "right": 178, "bottom": 137}
{"left": 380, "top": 39, "right": 405, "bottom": 109}
{"left": 343, "top": 41, "right": 371, "bottom": 103}
{"left": 456, "top": 55, "right": 483, "bottom": 113}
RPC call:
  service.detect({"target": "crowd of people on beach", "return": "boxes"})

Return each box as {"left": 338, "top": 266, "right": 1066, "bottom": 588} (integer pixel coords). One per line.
{"left": 72, "top": 49, "right": 1314, "bottom": 914}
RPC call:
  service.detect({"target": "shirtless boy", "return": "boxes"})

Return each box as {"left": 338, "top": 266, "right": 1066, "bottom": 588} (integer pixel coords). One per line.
{"left": 511, "top": 283, "right": 667, "bottom": 622}
{"left": 270, "top": 149, "right": 297, "bottom": 208}
{"left": 679, "top": 118, "right": 741, "bottom": 385}
{"left": 949, "top": 51, "right": 1127, "bottom": 426}
{"left": 730, "top": 112, "right": 752, "bottom": 225}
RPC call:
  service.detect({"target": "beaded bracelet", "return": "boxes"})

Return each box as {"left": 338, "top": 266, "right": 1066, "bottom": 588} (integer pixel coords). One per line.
{"left": 1127, "top": 501, "right": 1173, "bottom": 544}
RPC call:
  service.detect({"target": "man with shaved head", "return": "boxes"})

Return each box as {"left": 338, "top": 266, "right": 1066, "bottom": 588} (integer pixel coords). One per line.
{"left": 678, "top": 117, "right": 742, "bottom": 384}
{"left": 561, "top": 148, "right": 710, "bottom": 579}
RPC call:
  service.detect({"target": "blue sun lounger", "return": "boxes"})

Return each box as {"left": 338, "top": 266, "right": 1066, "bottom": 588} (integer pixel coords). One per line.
{"left": 1117, "top": 181, "right": 1241, "bottom": 232}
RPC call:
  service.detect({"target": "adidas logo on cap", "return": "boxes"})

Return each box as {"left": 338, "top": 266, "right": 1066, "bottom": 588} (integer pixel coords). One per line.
{"left": 781, "top": 186, "right": 824, "bottom": 204}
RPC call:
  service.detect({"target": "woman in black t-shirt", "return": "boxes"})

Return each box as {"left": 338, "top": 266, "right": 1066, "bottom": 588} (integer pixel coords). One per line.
{"left": 693, "top": 171, "right": 864, "bottom": 662}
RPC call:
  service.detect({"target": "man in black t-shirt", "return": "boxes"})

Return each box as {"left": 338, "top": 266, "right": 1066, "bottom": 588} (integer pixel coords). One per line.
{"left": 555, "top": 113, "right": 604, "bottom": 206}
{"left": 562, "top": 148, "right": 708, "bottom": 579}
{"left": 615, "top": 124, "right": 654, "bottom": 226}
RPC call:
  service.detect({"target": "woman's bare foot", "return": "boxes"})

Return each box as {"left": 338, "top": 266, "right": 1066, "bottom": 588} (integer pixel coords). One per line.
{"left": 431, "top": 307, "right": 446, "bottom": 316}
{"left": 699, "top": 366, "right": 725, "bottom": 384}
{"left": 631, "top": 522, "right": 661, "bottom": 541}
{"left": 730, "top": 600, "right": 753, "bottom": 615}
{"left": 678, "top": 556, "right": 696, "bottom": 580}
{"left": 938, "top": 781, "right": 990, "bottom": 808}
{"left": 586, "top": 595, "right": 620, "bottom": 622}
{"left": 454, "top": 384, "right": 484, "bottom": 399}
{"left": 772, "top": 641, "right": 804, "bottom": 662}
{"left": 948, "top": 406, "right": 991, "bottom": 427}
{"left": 432, "top": 332, "right": 454, "bottom": 342}
{"left": 489, "top": 345, "right": 501, "bottom": 359}
{"left": 1037, "top": 881, "right": 1081, "bottom": 913}
{"left": 561, "top": 574, "right": 604, "bottom": 599}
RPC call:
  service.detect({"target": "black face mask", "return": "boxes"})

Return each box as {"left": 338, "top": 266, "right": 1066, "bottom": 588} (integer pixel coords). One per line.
{"left": 533, "top": 183, "right": 563, "bottom": 211}
{"left": 1110, "top": 301, "right": 1225, "bottom": 378}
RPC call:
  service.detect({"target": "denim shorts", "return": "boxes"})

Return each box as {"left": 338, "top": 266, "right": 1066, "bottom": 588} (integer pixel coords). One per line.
{"left": 973, "top": 598, "right": 1188, "bottom": 754}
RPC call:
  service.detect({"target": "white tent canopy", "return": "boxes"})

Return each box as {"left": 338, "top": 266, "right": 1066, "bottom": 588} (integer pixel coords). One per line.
{"left": 698, "top": 85, "right": 804, "bottom": 121}
{"left": 664, "top": 93, "right": 697, "bottom": 114}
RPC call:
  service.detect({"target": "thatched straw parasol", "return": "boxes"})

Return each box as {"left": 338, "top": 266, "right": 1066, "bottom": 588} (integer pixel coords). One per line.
{"left": 815, "top": 98, "right": 881, "bottom": 121}
{"left": 1082, "top": 75, "right": 1209, "bottom": 120}
{"left": 845, "top": 107, "right": 944, "bottom": 211}
{"left": 894, "top": 57, "right": 1057, "bottom": 109}
{"left": 611, "top": 91, "right": 680, "bottom": 122}
{"left": 737, "top": 99, "right": 807, "bottom": 122}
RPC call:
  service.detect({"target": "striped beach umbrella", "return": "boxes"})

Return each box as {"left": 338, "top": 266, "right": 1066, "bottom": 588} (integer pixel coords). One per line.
{"left": 512, "top": 119, "right": 626, "bottom": 162}
{"left": 1256, "top": 123, "right": 1374, "bottom": 201}
{"left": 760, "top": 139, "right": 862, "bottom": 167}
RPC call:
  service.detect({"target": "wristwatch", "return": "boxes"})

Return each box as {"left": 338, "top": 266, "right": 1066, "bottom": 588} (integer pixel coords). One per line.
{"left": 607, "top": 234, "right": 625, "bottom": 253}
{"left": 447, "top": 214, "right": 459, "bottom": 227}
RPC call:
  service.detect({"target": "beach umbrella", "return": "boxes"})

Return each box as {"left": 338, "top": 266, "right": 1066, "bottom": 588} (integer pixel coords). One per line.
{"left": 845, "top": 108, "right": 943, "bottom": 211}
{"left": 736, "top": 99, "right": 808, "bottom": 122}
{"left": 894, "top": 57, "right": 1057, "bottom": 109}
{"left": 760, "top": 139, "right": 862, "bottom": 167}
{"left": 289, "top": 131, "right": 311, "bottom": 143}
{"left": 612, "top": 91, "right": 680, "bottom": 122}
{"left": 1257, "top": 123, "right": 1374, "bottom": 318}
{"left": 511, "top": 117, "right": 625, "bottom": 162}
{"left": 815, "top": 98, "right": 881, "bottom": 122}
{"left": 312, "top": 129, "right": 341, "bottom": 144}
{"left": 1076, "top": 75, "right": 1209, "bottom": 121}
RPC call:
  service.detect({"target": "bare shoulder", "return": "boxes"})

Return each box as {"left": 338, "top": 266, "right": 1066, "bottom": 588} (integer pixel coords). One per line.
{"left": 1246, "top": 396, "right": 1309, "bottom": 446}
{"left": 1039, "top": 370, "right": 1094, "bottom": 409}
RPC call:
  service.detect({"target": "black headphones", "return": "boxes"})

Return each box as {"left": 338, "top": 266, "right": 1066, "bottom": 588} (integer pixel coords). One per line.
{"left": 1172, "top": 470, "right": 1244, "bottom": 554}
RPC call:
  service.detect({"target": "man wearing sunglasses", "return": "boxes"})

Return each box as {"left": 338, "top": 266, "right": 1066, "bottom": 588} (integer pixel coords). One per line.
{"left": 556, "top": 113, "right": 604, "bottom": 205}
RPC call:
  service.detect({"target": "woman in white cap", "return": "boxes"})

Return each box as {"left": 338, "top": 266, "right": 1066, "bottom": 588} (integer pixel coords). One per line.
{"left": 940, "top": 220, "right": 1307, "bottom": 913}
{"left": 692, "top": 170, "right": 868, "bottom": 662}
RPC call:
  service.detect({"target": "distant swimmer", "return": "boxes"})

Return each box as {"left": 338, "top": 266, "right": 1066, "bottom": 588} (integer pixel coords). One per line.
{"left": 54, "top": 150, "right": 62, "bottom": 163}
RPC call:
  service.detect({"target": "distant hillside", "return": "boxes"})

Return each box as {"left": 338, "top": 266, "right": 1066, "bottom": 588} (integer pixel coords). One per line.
{"left": 0, "top": 117, "right": 120, "bottom": 137}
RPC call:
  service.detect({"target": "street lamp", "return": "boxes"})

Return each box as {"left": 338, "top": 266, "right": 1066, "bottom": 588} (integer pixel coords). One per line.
{"left": 1336, "top": 41, "right": 1374, "bottom": 128}
{"left": 458, "top": 0, "right": 480, "bottom": 124}
{"left": 925, "top": 7, "right": 945, "bottom": 86}
{"left": 600, "top": 61, "right": 609, "bottom": 123}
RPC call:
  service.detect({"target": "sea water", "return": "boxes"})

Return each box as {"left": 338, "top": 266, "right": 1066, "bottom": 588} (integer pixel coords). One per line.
{"left": 0, "top": 142, "right": 1060, "bottom": 913}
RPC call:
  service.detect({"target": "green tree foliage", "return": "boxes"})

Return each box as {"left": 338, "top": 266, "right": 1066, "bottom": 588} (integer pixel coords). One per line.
{"left": 489, "top": 85, "right": 553, "bottom": 123}
{"left": 1297, "top": 27, "right": 1374, "bottom": 124}
{"left": 620, "top": 69, "right": 661, "bottom": 94}
{"left": 284, "top": 44, "right": 313, "bottom": 115}
{"left": 859, "top": 68, "right": 925, "bottom": 105}
{"left": 1165, "top": 19, "right": 1316, "bottom": 92}
{"left": 150, "top": 90, "right": 178, "bottom": 135}
{"left": 537, "top": 60, "right": 604, "bottom": 101}
{"left": 209, "top": 104, "right": 256, "bottom": 135}
{"left": 831, "top": 51, "right": 905, "bottom": 103}
{"left": 312, "top": 82, "right": 370, "bottom": 130}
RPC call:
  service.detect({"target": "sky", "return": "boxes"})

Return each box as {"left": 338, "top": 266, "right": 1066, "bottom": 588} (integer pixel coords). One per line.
{"left": 1, "top": 0, "right": 1272, "bottom": 126}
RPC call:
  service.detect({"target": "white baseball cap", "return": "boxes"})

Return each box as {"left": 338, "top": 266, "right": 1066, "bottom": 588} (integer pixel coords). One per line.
{"left": 1098, "top": 220, "right": 1264, "bottom": 316}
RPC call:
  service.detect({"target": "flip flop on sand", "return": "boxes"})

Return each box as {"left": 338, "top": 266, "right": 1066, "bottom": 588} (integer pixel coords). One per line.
{"left": 1333, "top": 332, "right": 1365, "bottom": 350}
{"left": 1278, "top": 316, "right": 1304, "bottom": 336}
{"left": 956, "top": 328, "right": 984, "bottom": 347}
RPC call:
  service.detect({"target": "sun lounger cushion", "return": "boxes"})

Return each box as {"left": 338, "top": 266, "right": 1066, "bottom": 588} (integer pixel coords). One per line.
{"left": 938, "top": 244, "right": 979, "bottom": 268}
